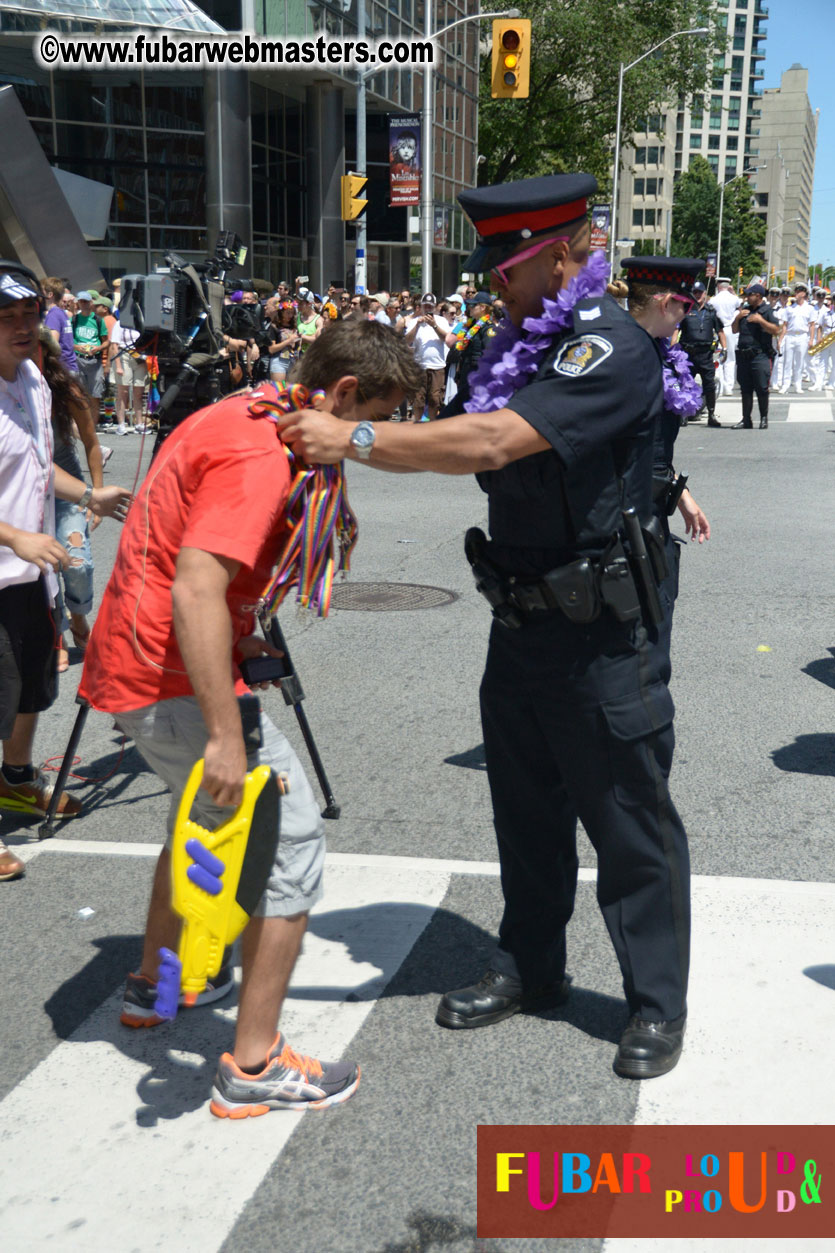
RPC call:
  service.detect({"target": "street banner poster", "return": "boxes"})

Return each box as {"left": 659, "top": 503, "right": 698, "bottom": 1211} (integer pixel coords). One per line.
{"left": 705, "top": 253, "right": 717, "bottom": 279}
{"left": 590, "top": 204, "right": 611, "bottom": 251}
{"left": 389, "top": 115, "right": 421, "bottom": 206}
{"left": 434, "top": 206, "right": 449, "bottom": 247}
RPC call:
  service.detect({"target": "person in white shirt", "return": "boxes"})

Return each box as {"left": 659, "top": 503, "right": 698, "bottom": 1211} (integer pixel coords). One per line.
{"left": 710, "top": 277, "right": 741, "bottom": 396}
{"left": 809, "top": 289, "right": 829, "bottom": 390}
{"left": 771, "top": 288, "right": 790, "bottom": 390}
{"left": 813, "top": 297, "right": 835, "bottom": 390}
{"left": 110, "top": 317, "right": 149, "bottom": 434}
{"left": 403, "top": 293, "right": 451, "bottom": 420}
{"left": 779, "top": 284, "right": 816, "bottom": 394}
{"left": 0, "top": 264, "right": 130, "bottom": 872}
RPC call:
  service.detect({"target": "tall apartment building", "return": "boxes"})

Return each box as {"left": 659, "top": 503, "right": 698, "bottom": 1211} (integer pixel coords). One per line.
{"left": 614, "top": 0, "right": 768, "bottom": 267}
{"left": 750, "top": 64, "right": 818, "bottom": 282}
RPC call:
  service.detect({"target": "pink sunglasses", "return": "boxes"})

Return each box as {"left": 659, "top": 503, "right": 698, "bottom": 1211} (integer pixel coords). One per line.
{"left": 653, "top": 291, "right": 695, "bottom": 315}
{"left": 490, "top": 234, "right": 570, "bottom": 285}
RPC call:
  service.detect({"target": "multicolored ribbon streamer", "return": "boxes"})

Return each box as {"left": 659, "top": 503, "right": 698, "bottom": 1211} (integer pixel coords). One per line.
{"left": 249, "top": 381, "right": 358, "bottom": 618}
{"left": 145, "top": 354, "right": 160, "bottom": 414}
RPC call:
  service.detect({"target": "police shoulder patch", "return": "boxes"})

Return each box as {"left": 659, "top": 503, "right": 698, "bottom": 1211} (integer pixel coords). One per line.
{"left": 552, "top": 333, "right": 614, "bottom": 378}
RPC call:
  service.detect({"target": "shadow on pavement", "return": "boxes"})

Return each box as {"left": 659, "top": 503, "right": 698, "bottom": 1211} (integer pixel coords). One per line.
{"left": 802, "top": 647, "right": 835, "bottom": 691}
{"left": 804, "top": 964, "right": 835, "bottom": 992}
{"left": 771, "top": 733, "right": 835, "bottom": 776}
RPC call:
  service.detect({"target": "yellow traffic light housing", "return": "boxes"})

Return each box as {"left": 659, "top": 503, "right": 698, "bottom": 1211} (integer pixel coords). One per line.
{"left": 341, "top": 173, "right": 368, "bottom": 221}
{"left": 787, "top": 265, "right": 796, "bottom": 282}
{"left": 491, "top": 19, "right": 531, "bottom": 99}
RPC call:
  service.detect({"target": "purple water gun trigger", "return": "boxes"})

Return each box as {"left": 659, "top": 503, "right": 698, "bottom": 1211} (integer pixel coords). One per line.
{"left": 185, "top": 837, "right": 225, "bottom": 896}
{"left": 156, "top": 947, "right": 182, "bottom": 1021}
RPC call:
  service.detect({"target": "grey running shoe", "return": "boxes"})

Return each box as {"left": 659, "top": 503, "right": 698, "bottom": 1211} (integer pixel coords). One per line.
{"left": 210, "top": 1032, "right": 360, "bottom": 1119}
{"left": 120, "top": 965, "right": 234, "bottom": 1028}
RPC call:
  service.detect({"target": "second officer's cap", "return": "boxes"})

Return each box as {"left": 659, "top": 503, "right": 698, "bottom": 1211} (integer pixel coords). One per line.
{"left": 621, "top": 256, "right": 705, "bottom": 298}
{"left": 458, "top": 173, "right": 597, "bottom": 273}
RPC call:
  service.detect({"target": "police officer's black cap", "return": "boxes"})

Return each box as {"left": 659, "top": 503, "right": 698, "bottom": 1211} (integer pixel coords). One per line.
{"left": 466, "top": 290, "right": 495, "bottom": 307}
{"left": 692, "top": 281, "right": 706, "bottom": 293}
{"left": 621, "top": 256, "right": 704, "bottom": 298}
{"left": 458, "top": 173, "right": 597, "bottom": 273}
{"left": 746, "top": 283, "right": 767, "bottom": 297}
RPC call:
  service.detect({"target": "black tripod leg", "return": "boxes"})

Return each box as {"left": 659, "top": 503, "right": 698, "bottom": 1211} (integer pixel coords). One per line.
{"left": 266, "top": 619, "right": 340, "bottom": 820}
{"left": 38, "top": 699, "right": 90, "bottom": 841}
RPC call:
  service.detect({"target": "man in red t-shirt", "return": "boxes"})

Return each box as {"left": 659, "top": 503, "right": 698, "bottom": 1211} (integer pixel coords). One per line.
{"left": 80, "top": 320, "right": 421, "bottom": 1117}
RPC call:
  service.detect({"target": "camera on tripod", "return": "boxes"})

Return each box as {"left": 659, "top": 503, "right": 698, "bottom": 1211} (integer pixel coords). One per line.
{"left": 119, "top": 231, "right": 249, "bottom": 442}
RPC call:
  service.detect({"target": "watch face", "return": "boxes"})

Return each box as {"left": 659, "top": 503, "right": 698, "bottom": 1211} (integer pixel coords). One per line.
{"left": 352, "top": 422, "right": 375, "bottom": 448}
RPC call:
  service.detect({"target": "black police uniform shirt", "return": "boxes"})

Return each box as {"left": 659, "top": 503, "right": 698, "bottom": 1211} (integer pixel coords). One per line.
{"left": 678, "top": 305, "right": 723, "bottom": 356}
{"left": 478, "top": 294, "right": 664, "bottom": 579}
{"left": 737, "top": 302, "right": 779, "bottom": 356}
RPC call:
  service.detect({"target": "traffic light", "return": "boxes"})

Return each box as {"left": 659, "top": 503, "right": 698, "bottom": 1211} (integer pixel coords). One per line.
{"left": 787, "top": 265, "right": 796, "bottom": 282}
{"left": 491, "top": 19, "right": 531, "bottom": 99}
{"left": 341, "top": 173, "right": 368, "bottom": 221}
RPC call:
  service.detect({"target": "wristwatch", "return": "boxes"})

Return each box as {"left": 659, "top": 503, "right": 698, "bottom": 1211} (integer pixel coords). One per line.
{"left": 349, "top": 421, "right": 376, "bottom": 460}
{"left": 78, "top": 486, "right": 93, "bottom": 509}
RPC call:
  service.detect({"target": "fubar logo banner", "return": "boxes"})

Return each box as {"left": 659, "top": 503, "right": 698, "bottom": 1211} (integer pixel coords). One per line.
{"left": 477, "top": 1125, "right": 830, "bottom": 1238}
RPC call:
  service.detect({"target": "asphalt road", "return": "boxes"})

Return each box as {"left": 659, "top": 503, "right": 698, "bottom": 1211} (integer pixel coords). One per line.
{"left": 1, "top": 393, "right": 834, "bottom": 1253}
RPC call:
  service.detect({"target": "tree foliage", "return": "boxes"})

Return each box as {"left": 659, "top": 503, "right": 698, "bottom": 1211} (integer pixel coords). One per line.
{"left": 670, "top": 156, "right": 766, "bottom": 281}
{"left": 477, "top": 0, "right": 726, "bottom": 190}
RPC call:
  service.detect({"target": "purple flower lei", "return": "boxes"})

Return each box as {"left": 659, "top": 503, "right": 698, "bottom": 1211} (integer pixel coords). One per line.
{"left": 661, "top": 339, "right": 704, "bottom": 419}
{"left": 463, "top": 249, "right": 610, "bottom": 413}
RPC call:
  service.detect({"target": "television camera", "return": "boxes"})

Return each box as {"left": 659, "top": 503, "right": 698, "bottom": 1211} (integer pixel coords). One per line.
{"left": 119, "top": 230, "right": 249, "bottom": 444}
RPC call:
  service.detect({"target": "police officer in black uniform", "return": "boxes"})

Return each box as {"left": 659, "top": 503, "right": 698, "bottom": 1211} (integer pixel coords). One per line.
{"left": 447, "top": 290, "right": 497, "bottom": 406}
{"left": 276, "top": 173, "right": 691, "bottom": 1079}
{"left": 731, "top": 283, "right": 780, "bottom": 429}
{"left": 621, "top": 256, "right": 711, "bottom": 685}
{"left": 676, "top": 281, "right": 726, "bottom": 427}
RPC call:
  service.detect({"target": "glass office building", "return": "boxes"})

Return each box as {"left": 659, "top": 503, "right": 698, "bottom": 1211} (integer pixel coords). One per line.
{"left": 0, "top": 0, "right": 479, "bottom": 292}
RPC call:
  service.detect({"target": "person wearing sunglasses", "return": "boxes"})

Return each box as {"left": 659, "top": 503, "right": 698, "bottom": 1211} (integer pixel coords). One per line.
{"left": 621, "top": 255, "right": 711, "bottom": 683}
{"left": 673, "top": 280, "right": 726, "bottom": 428}
{"left": 275, "top": 171, "right": 691, "bottom": 1081}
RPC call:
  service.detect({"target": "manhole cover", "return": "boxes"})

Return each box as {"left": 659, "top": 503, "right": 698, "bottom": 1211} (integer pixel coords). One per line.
{"left": 330, "top": 582, "right": 458, "bottom": 612}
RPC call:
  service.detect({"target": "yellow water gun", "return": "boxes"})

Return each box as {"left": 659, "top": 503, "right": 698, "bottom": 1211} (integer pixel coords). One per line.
{"left": 156, "top": 758, "right": 284, "bottom": 1019}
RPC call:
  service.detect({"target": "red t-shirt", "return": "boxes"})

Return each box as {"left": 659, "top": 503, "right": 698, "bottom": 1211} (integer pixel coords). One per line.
{"left": 80, "top": 394, "right": 291, "bottom": 713}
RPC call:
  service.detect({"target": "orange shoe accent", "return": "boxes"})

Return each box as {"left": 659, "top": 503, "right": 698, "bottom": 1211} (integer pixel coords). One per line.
{"left": 120, "top": 1010, "right": 164, "bottom": 1028}
{"left": 210, "top": 1100, "right": 270, "bottom": 1119}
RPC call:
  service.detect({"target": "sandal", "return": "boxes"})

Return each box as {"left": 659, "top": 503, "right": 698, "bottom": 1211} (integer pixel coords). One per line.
{"left": 70, "top": 623, "right": 91, "bottom": 652}
{"left": 57, "top": 647, "right": 70, "bottom": 673}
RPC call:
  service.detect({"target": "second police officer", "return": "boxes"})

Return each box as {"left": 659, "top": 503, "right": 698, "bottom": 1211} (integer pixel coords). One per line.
{"left": 277, "top": 172, "right": 691, "bottom": 1079}
{"left": 731, "top": 283, "right": 781, "bottom": 428}
{"left": 675, "top": 281, "right": 726, "bottom": 427}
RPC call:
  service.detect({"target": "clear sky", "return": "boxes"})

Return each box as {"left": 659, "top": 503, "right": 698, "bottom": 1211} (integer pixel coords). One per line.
{"left": 760, "top": 0, "right": 832, "bottom": 266}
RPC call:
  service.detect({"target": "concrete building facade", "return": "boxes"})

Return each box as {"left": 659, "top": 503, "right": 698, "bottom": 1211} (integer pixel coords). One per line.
{"left": 750, "top": 64, "right": 818, "bottom": 283}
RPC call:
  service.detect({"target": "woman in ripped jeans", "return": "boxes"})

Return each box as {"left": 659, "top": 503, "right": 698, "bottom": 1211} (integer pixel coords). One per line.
{"left": 36, "top": 331, "right": 106, "bottom": 671}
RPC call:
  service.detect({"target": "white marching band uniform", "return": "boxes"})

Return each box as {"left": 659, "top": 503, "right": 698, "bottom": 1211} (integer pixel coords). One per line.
{"left": 710, "top": 282, "right": 741, "bottom": 395}
{"left": 780, "top": 299, "right": 816, "bottom": 394}
{"left": 813, "top": 306, "right": 835, "bottom": 390}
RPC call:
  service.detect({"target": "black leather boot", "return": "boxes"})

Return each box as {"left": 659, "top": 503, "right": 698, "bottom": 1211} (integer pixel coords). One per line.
{"left": 613, "top": 1012, "right": 686, "bottom": 1079}
{"left": 707, "top": 413, "right": 722, "bottom": 427}
{"left": 759, "top": 416, "right": 768, "bottom": 429}
{"left": 731, "top": 419, "right": 753, "bottom": 429}
{"left": 435, "top": 970, "right": 570, "bottom": 1029}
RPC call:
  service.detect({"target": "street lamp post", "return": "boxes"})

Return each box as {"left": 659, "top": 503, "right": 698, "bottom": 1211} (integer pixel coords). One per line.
{"left": 609, "top": 27, "right": 709, "bottom": 277}
{"left": 715, "top": 164, "right": 761, "bottom": 281}
{"left": 767, "top": 217, "right": 800, "bottom": 282}
{"left": 420, "top": 7, "right": 519, "bottom": 295}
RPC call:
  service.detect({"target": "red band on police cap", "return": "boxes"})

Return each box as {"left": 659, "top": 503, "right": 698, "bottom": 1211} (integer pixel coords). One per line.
{"left": 474, "top": 198, "right": 588, "bottom": 239}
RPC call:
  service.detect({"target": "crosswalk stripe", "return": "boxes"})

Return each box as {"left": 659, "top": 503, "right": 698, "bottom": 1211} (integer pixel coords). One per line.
{"left": 786, "top": 402, "right": 833, "bottom": 422}
{"left": 603, "top": 875, "right": 835, "bottom": 1252}
{"left": 0, "top": 862, "right": 450, "bottom": 1253}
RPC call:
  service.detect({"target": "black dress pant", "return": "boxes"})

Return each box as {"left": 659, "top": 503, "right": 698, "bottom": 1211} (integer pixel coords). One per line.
{"left": 736, "top": 351, "right": 772, "bottom": 421}
{"left": 685, "top": 350, "right": 717, "bottom": 413}
{"left": 480, "top": 608, "right": 690, "bottom": 1022}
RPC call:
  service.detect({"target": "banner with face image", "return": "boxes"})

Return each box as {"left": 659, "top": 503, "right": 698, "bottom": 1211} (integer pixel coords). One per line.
{"left": 389, "top": 115, "right": 421, "bottom": 206}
